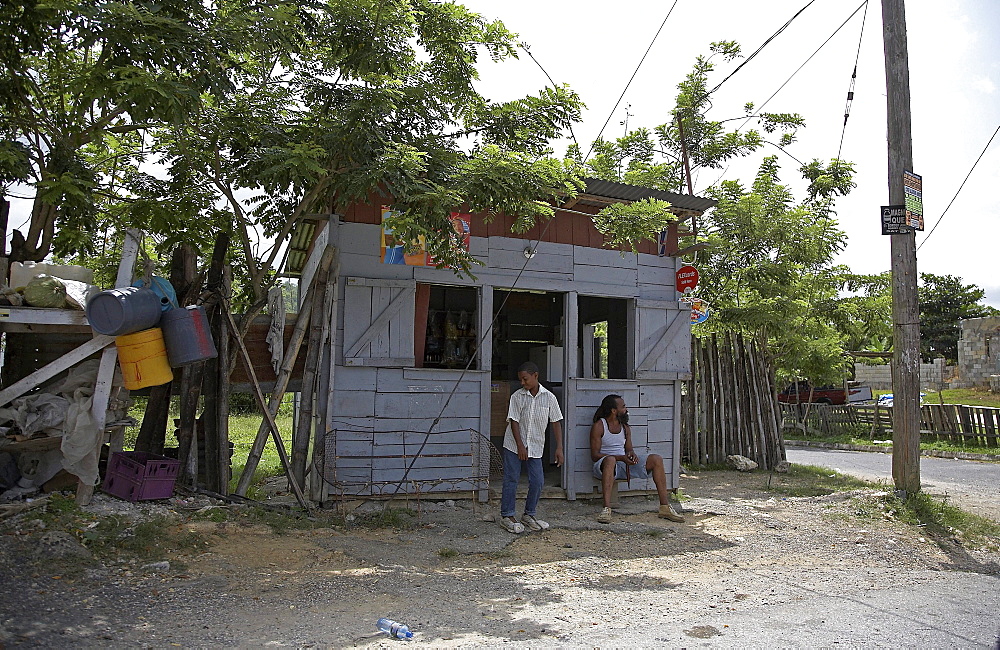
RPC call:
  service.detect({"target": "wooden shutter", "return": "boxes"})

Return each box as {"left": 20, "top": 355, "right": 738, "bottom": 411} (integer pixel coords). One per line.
{"left": 343, "top": 277, "right": 416, "bottom": 367}
{"left": 635, "top": 299, "right": 691, "bottom": 380}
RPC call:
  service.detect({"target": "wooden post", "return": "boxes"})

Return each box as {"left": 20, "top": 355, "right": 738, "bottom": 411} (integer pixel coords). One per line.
{"left": 234, "top": 245, "right": 335, "bottom": 497}
{"left": 77, "top": 228, "right": 140, "bottom": 505}
{"left": 291, "top": 262, "right": 329, "bottom": 486}
{"left": 883, "top": 0, "right": 921, "bottom": 495}
{"left": 135, "top": 245, "right": 195, "bottom": 454}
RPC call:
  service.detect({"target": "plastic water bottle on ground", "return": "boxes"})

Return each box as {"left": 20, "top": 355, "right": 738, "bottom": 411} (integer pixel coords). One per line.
{"left": 377, "top": 617, "right": 413, "bottom": 639}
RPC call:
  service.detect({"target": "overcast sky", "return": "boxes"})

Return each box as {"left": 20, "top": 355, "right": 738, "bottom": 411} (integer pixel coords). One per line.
{"left": 462, "top": 0, "right": 1000, "bottom": 305}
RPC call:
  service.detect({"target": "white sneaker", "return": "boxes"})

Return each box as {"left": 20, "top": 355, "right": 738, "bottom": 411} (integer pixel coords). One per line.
{"left": 521, "top": 514, "right": 549, "bottom": 531}
{"left": 597, "top": 507, "right": 612, "bottom": 524}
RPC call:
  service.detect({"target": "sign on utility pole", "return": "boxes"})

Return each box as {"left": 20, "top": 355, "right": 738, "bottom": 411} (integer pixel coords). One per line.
{"left": 882, "top": 0, "right": 921, "bottom": 495}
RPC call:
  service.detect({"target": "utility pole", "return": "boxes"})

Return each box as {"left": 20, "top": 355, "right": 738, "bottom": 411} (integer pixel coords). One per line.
{"left": 882, "top": 0, "right": 921, "bottom": 495}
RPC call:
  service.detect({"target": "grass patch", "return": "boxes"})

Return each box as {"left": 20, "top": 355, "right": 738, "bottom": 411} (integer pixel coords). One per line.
{"left": 240, "top": 506, "right": 323, "bottom": 535}
{"left": 228, "top": 411, "right": 294, "bottom": 498}
{"left": 922, "top": 387, "right": 1000, "bottom": 408}
{"left": 438, "top": 547, "right": 459, "bottom": 558}
{"left": 351, "top": 507, "right": 418, "bottom": 530}
{"left": 762, "top": 463, "right": 875, "bottom": 497}
{"left": 852, "top": 491, "right": 1000, "bottom": 551}
{"left": 123, "top": 396, "right": 296, "bottom": 499}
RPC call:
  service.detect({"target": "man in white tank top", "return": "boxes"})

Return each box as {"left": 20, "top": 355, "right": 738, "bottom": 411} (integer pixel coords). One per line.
{"left": 590, "top": 394, "right": 684, "bottom": 524}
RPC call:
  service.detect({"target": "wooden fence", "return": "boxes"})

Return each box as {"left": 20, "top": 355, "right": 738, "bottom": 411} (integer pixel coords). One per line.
{"left": 781, "top": 402, "right": 1000, "bottom": 447}
{"left": 681, "top": 332, "right": 785, "bottom": 470}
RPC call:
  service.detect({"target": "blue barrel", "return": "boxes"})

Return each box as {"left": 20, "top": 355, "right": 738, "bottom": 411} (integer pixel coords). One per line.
{"left": 160, "top": 305, "right": 218, "bottom": 367}
{"left": 132, "top": 276, "right": 178, "bottom": 312}
{"left": 86, "top": 287, "right": 163, "bottom": 336}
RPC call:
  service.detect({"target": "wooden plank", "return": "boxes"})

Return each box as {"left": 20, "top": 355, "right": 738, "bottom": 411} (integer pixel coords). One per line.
{"left": 637, "top": 309, "right": 685, "bottom": 371}
{"left": 333, "top": 366, "right": 377, "bottom": 391}
{"left": 0, "top": 334, "right": 114, "bottom": 407}
{"left": 401, "top": 368, "right": 490, "bottom": 382}
{"left": 575, "top": 263, "right": 637, "bottom": 287}
{"left": 344, "top": 283, "right": 414, "bottom": 358}
{"left": 638, "top": 384, "right": 674, "bottom": 407}
{"left": 373, "top": 391, "right": 480, "bottom": 418}
{"left": 636, "top": 371, "right": 692, "bottom": 381}
{"left": 487, "top": 247, "right": 573, "bottom": 274}
{"left": 343, "top": 357, "right": 415, "bottom": 367}
{"left": 332, "top": 389, "right": 377, "bottom": 417}
{"left": 636, "top": 299, "right": 686, "bottom": 310}
{"left": 0, "top": 307, "right": 89, "bottom": 328}
{"left": 368, "top": 284, "right": 386, "bottom": 359}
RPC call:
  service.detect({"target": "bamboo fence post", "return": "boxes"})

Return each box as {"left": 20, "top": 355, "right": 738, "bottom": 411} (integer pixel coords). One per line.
{"left": 234, "top": 245, "right": 335, "bottom": 497}
{"left": 291, "top": 262, "right": 330, "bottom": 487}
{"left": 223, "top": 305, "right": 309, "bottom": 509}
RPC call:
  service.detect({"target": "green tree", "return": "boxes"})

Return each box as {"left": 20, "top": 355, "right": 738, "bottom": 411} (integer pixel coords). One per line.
{"left": 918, "top": 273, "right": 998, "bottom": 362}
{"left": 145, "top": 0, "right": 672, "bottom": 303}
{"left": 6, "top": 1, "right": 667, "bottom": 304}
{"left": 695, "top": 156, "right": 855, "bottom": 385}
{"left": 575, "top": 42, "right": 859, "bottom": 385}
{"left": 570, "top": 42, "right": 808, "bottom": 194}
{"left": 0, "top": 0, "right": 237, "bottom": 262}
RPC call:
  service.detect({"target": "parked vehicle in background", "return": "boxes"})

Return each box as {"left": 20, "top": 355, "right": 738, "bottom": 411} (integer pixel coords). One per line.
{"left": 777, "top": 381, "right": 873, "bottom": 405}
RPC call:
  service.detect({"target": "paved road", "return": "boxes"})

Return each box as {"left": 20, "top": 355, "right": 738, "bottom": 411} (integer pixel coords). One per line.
{"left": 787, "top": 446, "right": 1000, "bottom": 521}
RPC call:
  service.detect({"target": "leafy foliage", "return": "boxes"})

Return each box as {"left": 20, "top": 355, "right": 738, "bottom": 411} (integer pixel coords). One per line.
{"left": 918, "top": 273, "right": 999, "bottom": 362}
{"left": 574, "top": 42, "right": 864, "bottom": 385}
{"left": 0, "top": 0, "right": 238, "bottom": 262}
{"left": 3, "top": 0, "right": 593, "bottom": 301}
{"left": 573, "top": 42, "right": 805, "bottom": 193}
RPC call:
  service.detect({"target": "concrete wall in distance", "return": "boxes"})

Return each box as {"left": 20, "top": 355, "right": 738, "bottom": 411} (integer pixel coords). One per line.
{"left": 854, "top": 358, "right": 947, "bottom": 390}
{"left": 956, "top": 317, "right": 1000, "bottom": 388}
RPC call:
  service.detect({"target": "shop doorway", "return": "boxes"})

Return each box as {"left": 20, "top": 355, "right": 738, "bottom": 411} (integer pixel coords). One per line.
{"left": 489, "top": 289, "right": 565, "bottom": 489}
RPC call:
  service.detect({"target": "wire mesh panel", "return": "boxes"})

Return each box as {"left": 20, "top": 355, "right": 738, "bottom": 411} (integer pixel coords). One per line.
{"left": 324, "top": 425, "right": 494, "bottom": 499}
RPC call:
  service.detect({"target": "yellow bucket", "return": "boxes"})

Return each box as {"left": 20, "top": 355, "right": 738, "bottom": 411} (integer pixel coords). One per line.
{"left": 115, "top": 327, "right": 173, "bottom": 390}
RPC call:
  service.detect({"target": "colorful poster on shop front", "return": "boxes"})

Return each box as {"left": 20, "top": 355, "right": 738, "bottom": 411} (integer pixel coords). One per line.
{"left": 381, "top": 206, "right": 428, "bottom": 265}
{"left": 427, "top": 212, "right": 471, "bottom": 268}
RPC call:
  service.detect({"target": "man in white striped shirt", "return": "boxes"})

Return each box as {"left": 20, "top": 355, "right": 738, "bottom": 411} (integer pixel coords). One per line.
{"left": 499, "top": 361, "right": 564, "bottom": 533}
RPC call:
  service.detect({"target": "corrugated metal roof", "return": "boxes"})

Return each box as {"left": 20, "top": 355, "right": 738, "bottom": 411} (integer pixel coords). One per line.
{"left": 582, "top": 177, "right": 717, "bottom": 212}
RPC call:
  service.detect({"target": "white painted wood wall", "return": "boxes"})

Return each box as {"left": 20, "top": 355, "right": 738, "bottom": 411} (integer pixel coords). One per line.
{"left": 322, "top": 219, "right": 689, "bottom": 500}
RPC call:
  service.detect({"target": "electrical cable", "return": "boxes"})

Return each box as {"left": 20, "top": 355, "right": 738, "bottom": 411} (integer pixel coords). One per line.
{"left": 705, "top": 0, "right": 819, "bottom": 97}
{"left": 387, "top": 210, "right": 562, "bottom": 500}
{"left": 917, "top": 124, "right": 1000, "bottom": 252}
{"left": 520, "top": 43, "right": 580, "bottom": 151}
{"left": 837, "top": 0, "right": 869, "bottom": 159}
{"left": 703, "top": 1, "right": 866, "bottom": 191}
{"left": 583, "top": 0, "right": 679, "bottom": 162}
{"left": 738, "top": 1, "right": 867, "bottom": 133}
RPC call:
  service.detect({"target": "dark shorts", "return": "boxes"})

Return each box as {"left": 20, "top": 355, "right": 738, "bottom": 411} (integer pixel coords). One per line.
{"left": 592, "top": 455, "right": 650, "bottom": 480}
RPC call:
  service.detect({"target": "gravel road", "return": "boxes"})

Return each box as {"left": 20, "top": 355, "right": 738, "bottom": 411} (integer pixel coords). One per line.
{"left": 1, "top": 468, "right": 998, "bottom": 647}
{"left": 787, "top": 445, "right": 1000, "bottom": 522}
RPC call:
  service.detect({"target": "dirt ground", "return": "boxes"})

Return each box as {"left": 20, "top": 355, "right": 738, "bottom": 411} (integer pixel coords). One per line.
{"left": 1, "top": 468, "right": 999, "bottom": 647}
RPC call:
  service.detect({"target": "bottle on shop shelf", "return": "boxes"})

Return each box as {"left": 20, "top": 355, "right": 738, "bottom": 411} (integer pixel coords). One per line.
{"left": 376, "top": 617, "right": 413, "bottom": 639}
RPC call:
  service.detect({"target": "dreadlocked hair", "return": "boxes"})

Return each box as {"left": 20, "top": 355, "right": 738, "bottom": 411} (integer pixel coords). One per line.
{"left": 593, "top": 394, "right": 622, "bottom": 423}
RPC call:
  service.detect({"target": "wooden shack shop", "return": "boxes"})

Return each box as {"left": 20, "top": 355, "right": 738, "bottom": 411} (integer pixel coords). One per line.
{"left": 314, "top": 178, "right": 716, "bottom": 503}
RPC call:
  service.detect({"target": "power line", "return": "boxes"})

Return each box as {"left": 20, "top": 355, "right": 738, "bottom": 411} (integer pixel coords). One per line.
{"left": 917, "top": 124, "right": 1000, "bottom": 252}
{"left": 837, "top": 0, "right": 869, "bottom": 159}
{"left": 738, "top": 1, "right": 868, "bottom": 133}
{"left": 388, "top": 210, "right": 562, "bottom": 499}
{"left": 583, "top": 0, "right": 679, "bottom": 162}
{"left": 705, "top": 0, "right": 819, "bottom": 97}
{"left": 520, "top": 43, "right": 580, "bottom": 150}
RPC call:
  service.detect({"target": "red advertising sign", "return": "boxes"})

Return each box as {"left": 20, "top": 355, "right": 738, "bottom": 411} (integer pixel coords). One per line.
{"left": 676, "top": 265, "right": 699, "bottom": 293}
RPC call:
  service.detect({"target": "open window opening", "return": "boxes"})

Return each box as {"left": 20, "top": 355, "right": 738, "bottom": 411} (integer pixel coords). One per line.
{"left": 490, "top": 289, "right": 566, "bottom": 487}
{"left": 414, "top": 284, "right": 478, "bottom": 369}
{"left": 579, "top": 296, "right": 630, "bottom": 379}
